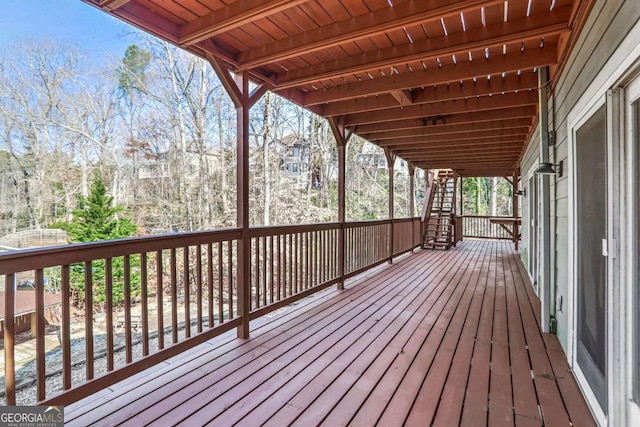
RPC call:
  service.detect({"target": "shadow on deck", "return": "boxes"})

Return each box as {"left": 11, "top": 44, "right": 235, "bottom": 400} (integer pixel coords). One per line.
{"left": 64, "top": 239, "right": 595, "bottom": 426}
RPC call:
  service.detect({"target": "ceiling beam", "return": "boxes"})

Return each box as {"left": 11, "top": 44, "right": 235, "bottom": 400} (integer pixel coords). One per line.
{"left": 397, "top": 146, "right": 523, "bottom": 156}
{"left": 371, "top": 128, "right": 529, "bottom": 144}
{"left": 276, "top": 7, "right": 570, "bottom": 88}
{"left": 362, "top": 119, "right": 532, "bottom": 140}
{"left": 304, "top": 46, "right": 557, "bottom": 106}
{"left": 355, "top": 105, "right": 537, "bottom": 134}
{"left": 322, "top": 73, "right": 538, "bottom": 117}
{"left": 381, "top": 142, "right": 523, "bottom": 153}
{"left": 237, "top": 0, "right": 504, "bottom": 71}
{"left": 179, "top": 0, "right": 308, "bottom": 47}
{"left": 345, "top": 91, "right": 537, "bottom": 126}
{"left": 377, "top": 135, "right": 524, "bottom": 148}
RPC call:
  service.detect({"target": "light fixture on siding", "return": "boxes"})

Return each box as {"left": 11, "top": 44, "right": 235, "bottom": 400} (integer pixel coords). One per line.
{"left": 515, "top": 189, "right": 526, "bottom": 197}
{"left": 534, "top": 160, "right": 563, "bottom": 177}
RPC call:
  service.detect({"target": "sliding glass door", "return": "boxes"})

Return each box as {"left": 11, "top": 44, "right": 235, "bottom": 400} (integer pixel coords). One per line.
{"left": 575, "top": 105, "right": 608, "bottom": 411}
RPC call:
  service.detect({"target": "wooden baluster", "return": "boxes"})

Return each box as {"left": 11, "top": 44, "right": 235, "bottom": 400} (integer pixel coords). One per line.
{"left": 141, "top": 253, "right": 150, "bottom": 356}
{"left": 276, "top": 234, "right": 281, "bottom": 299}
{"left": 170, "top": 248, "right": 178, "bottom": 344}
{"left": 217, "top": 242, "right": 223, "bottom": 324}
{"left": 124, "top": 255, "right": 132, "bottom": 363}
{"left": 61, "top": 266, "right": 72, "bottom": 389}
{"left": 261, "top": 236, "right": 269, "bottom": 306}
{"left": 156, "top": 250, "right": 164, "bottom": 350}
{"left": 84, "top": 261, "right": 94, "bottom": 380}
{"left": 183, "top": 247, "right": 190, "bottom": 339}
{"left": 207, "top": 243, "right": 214, "bottom": 328}
{"left": 251, "top": 237, "right": 260, "bottom": 310}
{"left": 196, "top": 245, "right": 203, "bottom": 334}
{"left": 227, "top": 240, "right": 233, "bottom": 319}
{"left": 105, "top": 259, "right": 114, "bottom": 370}
{"left": 270, "top": 235, "right": 276, "bottom": 302}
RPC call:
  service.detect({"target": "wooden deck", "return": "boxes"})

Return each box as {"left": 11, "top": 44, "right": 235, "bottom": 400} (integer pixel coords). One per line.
{"left": 64, "top": 239, "right": 595, "bottom": 426}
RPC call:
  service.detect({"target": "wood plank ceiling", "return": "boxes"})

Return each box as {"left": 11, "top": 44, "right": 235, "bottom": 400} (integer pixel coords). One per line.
{"left": 87, "top": 0, "right": 594, "bottom": 177}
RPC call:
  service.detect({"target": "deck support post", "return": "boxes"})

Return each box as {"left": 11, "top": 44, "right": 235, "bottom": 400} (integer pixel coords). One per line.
{"left": 537, "top": 66, "right": 552, "bottom": 334}
{"left": 512, "top": 169, "right": 519, "bottom": 250}
{"left": 408, "top": 163, "right": 415, "bottom": 249}
{"left": 328, "top": 117, "right": 352, "bottom": 290}
{"left": 384, "top": 148, "right": 396, "bottom": 263}
{"left": 459, "top": 175, "right": 464, "bottom": 240}
{"left": 207, "top": 54, "right": 271, "bottom": 339}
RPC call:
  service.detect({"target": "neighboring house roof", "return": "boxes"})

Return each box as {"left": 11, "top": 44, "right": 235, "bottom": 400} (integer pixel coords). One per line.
{"left": 0, "top": 291, "right": 62, "bottom": 320}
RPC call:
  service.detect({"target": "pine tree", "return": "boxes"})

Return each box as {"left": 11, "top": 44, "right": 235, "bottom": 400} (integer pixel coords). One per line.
{"left": 56, "top": 176, "right": 139, "bottom": 310}
{"left": 64, "top": 177, "right": 137, "bottom": 243}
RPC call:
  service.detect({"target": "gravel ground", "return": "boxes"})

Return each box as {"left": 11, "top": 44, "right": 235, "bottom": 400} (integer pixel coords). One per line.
{"left": 0, "top": 321, "right": 204, "bottom": 406}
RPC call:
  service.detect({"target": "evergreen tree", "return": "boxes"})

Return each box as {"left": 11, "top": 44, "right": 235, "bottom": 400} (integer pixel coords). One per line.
{"left": 56, "top": 176, "right": 140, "bottom": 311}
{"left": 64, "top": 177, "right": 137, "bottom": 243}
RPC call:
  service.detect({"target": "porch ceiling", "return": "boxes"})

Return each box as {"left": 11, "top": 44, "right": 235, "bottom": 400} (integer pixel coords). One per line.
{"left": 86, "top": 0, "right": 594, "bottom": 177}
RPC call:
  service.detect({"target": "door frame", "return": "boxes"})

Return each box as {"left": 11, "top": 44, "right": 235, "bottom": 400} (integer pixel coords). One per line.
{"left": 624, "top": 73, "right": 640, "bottom": 426}
{"left": 567, "top": 95, "right": 608, "bottom": 426}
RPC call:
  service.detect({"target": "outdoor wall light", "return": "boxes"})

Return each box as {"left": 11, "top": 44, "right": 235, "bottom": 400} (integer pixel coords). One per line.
{"left": 515, "top": 189, "right": 526, "bottom": 197}
{"left": 534, "top": 160, "right": 563, "bottom": 177}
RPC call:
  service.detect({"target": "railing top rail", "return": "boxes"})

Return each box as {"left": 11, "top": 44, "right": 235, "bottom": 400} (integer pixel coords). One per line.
{"left": 345, "top": 219, "right": 391, "bottom": 228}
{"left": 462, "top": 215, "right": 521, "bottom": 219}
{"left": 249, "top": 222, "right": 341, "bottom": 237}
{"left": 0, "top": 228, "right": 242, "bottom": 275}
{"left": 392, "top": 217, "right": 417, "bottom": 223}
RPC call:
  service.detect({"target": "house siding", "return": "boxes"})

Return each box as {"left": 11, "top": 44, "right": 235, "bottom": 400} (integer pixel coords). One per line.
{"left": 520, "top": 0, "right": 639, "bottom": 354}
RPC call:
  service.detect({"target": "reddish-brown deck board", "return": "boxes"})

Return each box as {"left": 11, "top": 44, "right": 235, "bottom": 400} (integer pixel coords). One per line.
{"left": 240, "top": 238, "right": 473, "bottom": 427}
{"left": 504, "top": 244, "right": 542, "bottom": 426}
{"left": 65, "top": 240, "right": 595, "bottom": 427}
{"left": 298, "top": 240, "right": 486, "bottom": 426}
{"left": 111, "top": 249, "right": 443, "bottom": 426}
{"left": 428, "top": 238, "right": 493, "bottom": 426}
{"left": 488, "top": 242, "right": 515, "bottom": 426}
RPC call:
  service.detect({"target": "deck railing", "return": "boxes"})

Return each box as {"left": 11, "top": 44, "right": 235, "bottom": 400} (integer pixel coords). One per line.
{"left": 462, "top": 215, "right": 513, "bottom": 240}
{"left": 0, "top": 218, "right": 421, "bottom": 405}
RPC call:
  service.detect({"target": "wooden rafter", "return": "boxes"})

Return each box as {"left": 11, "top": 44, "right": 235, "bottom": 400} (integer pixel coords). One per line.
{"left": 356, "top": 106, "right": 537, "bottom": 134}
{"left": 322, "top": 73, "right": 538, "bottom": 117}
{"left": 362, "top": 119, "right": 533, "bottom": 140}
{"left": 372, "top": 128, "right": 529, "bottom": 145}
{"left": 378, "top": 136, "right": 524, "bottom": 149}
{"left": 179, "top": 0, "right": 309, "bottom": 47}
{"left": 344, "top": 91, "right": 537, "bottom": 126}
{"left": 236, "top": 0, "right": 505, "bottom": 71}
{"left": 303, "top": 47, "right": 558, "bottom": 106}
{"left": 275, "top": 7, "right": 571, "bottom": 88}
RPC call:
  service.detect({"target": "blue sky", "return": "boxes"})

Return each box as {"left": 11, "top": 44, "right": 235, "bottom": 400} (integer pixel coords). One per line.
{"left": 0, "top": 0, "right": 139, "bottom": 57}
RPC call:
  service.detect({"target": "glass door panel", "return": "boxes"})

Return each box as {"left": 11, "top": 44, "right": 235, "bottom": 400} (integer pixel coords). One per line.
{"left": 575, "top": 105, "right": 607, "bottom": 411}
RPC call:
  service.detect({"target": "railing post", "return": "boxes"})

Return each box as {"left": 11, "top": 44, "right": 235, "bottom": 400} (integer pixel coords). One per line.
{"left": 409, "top": 163, "right": 415, "bottom": 249}
{"left": 512, "top": 169, "right": 520, "bottom": 250}
{"left": 208, "top": 54, "right": 272, "bottom": 339}
{"left": 328, "top": 117, "right": 351, "bottom": 290}
{"left": 4, "top": 273, "right": 16, "bottom": 405}
{"left": 384, "top": 148, "right": 396, "bottom": 263}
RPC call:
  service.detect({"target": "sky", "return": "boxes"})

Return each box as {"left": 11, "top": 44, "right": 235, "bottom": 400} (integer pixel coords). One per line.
{"left": 0, "top": 0, "right": 139, "bottom": 58}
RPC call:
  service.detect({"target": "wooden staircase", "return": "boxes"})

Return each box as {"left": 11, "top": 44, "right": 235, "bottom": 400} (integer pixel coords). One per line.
{"left": 423, "top": 169, "right": 457, "bottom": 250}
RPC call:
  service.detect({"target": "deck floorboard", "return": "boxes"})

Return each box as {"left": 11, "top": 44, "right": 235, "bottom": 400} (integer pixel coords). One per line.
{"left": 65, "top": 240, "right": 595, "bottom": 427}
